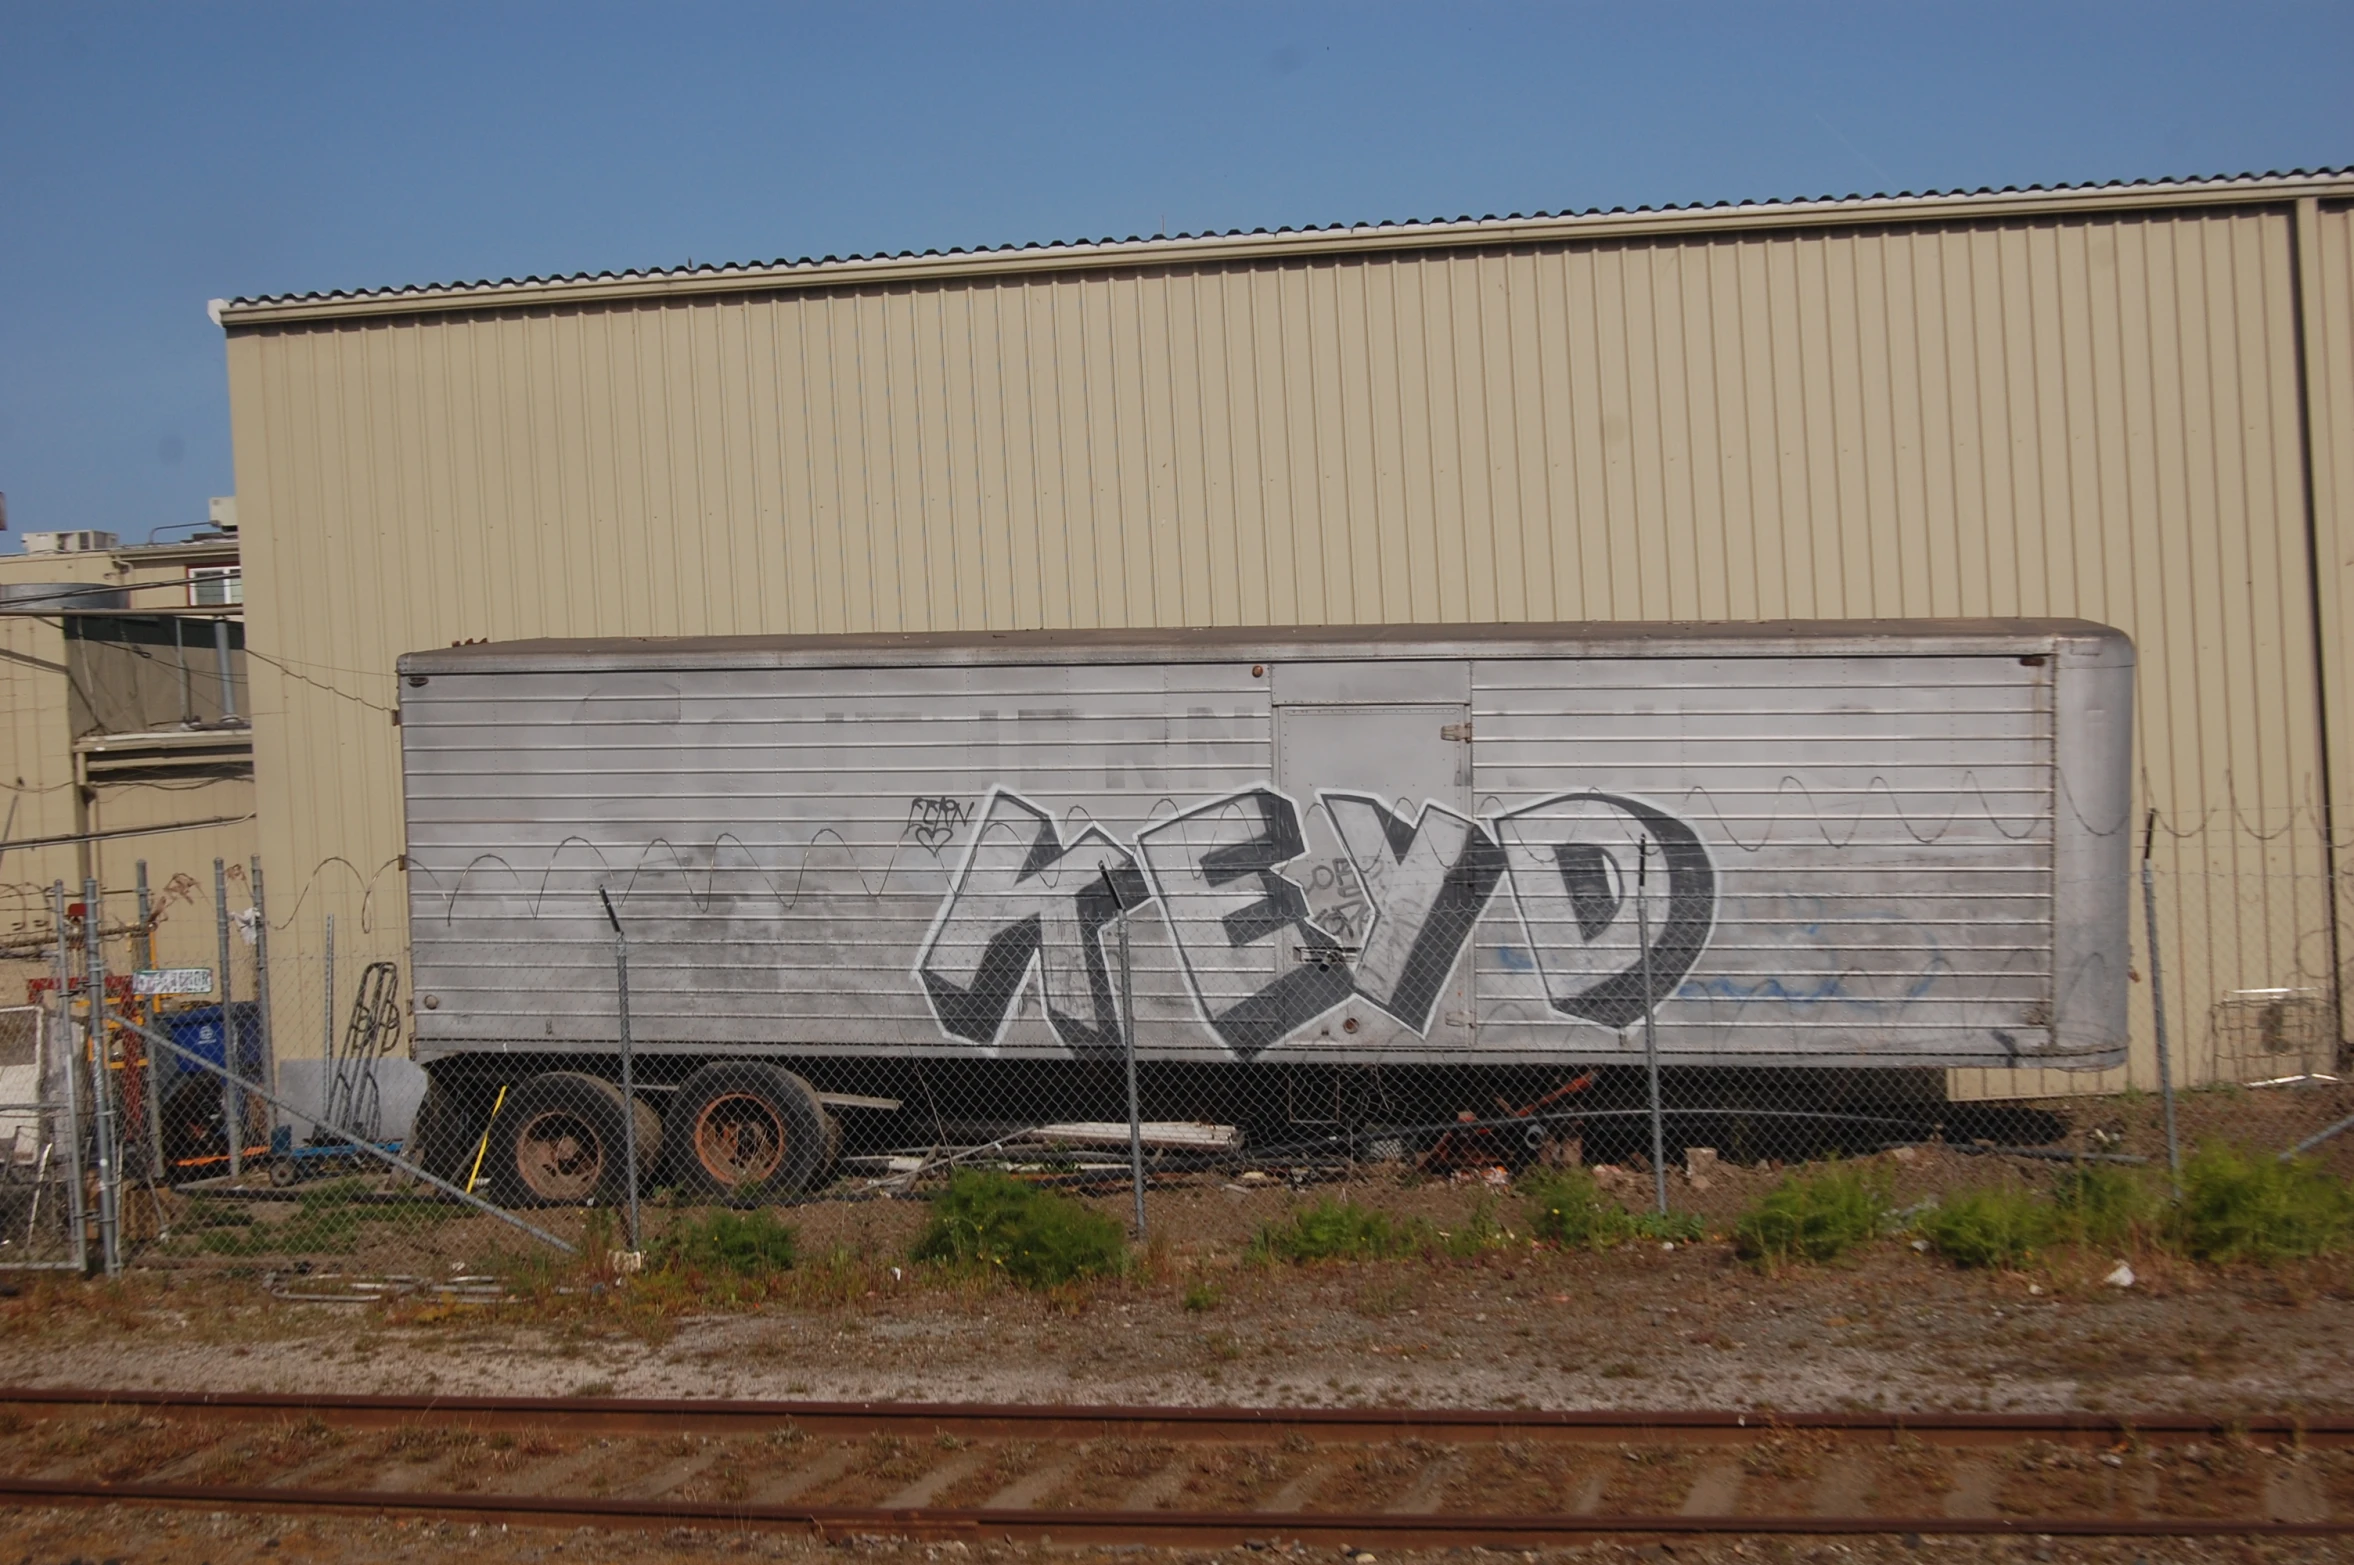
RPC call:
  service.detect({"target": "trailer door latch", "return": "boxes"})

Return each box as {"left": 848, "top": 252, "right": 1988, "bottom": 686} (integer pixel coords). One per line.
{"left": 1440, "top": 722, "right": 1473, "bottom": 742}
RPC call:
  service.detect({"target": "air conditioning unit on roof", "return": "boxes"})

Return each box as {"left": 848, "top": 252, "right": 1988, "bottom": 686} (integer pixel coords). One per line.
{"left": 21, "top": 530, "right": 120, "bottom": 555}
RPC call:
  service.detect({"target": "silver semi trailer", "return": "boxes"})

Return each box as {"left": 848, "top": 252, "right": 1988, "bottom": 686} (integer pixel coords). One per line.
{"left": 394, "top": 619, "right": 2133, "bottom": 1201}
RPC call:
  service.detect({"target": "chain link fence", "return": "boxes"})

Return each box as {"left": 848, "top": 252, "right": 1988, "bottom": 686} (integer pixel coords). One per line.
{"left": 1, "top": 832, "right": 2349, "bottom": 1287}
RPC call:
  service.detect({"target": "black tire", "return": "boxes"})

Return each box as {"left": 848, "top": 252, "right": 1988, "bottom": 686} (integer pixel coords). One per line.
{"left": 158, "top": 1077, "right": 227, "bottom": 1171}
{"left": 664, "top": 1063, "right": 833, "bottom": 1203}
{"left": 406, "top": 1078, "right": 485, "bottom": 1185}
{"left": 486, "top": 1072, "right": 661, "bottom": 1208}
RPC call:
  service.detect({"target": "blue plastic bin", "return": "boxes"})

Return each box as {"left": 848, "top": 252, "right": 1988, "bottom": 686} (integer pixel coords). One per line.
{"left": 160, "top": 1001, "right": 264, "bottom": 1082}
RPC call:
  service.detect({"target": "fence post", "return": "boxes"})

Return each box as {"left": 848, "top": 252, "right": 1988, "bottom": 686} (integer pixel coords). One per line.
{"left": 597, "top": 888, "right": 641, "bottom": 1255}
{"left": 2141, "top": 810, "right": 2182, "bottom": 1196}
{"left": 215, "top": 859, "right": 240, "bottom": 1178}
{"left": 250, "top": 856, "right": 275, "bottom": 1133}
{"left": 134, "top": 861, "right": 167, "bottom": 1185}
{"left": 51, "top": 882, "right": 87, "bottom": 1275}
{"left": 1638, "top": 840, "right": 1667, "bottom": 1216}
{"left": 1101, "top": 867, "right": 1146, "bottom": 1242}
{"left": 82, "top": 877, "right": 121, "bottom": 1277}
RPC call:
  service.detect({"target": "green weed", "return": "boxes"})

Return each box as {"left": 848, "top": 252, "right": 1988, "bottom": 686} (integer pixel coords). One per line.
{"left": 1520, "top": 1168, "right": 1702, "bottom": 1249}
{"left": 2169, "top": 1146, "right": 2354, "bottom": 1264}
{"left": 910, "top": 1170, "right": 1129, "bottom": 1288}
{"left": 649, "top": 1208, "right": 800, "bottom": 1276}
{"left": 1523, "top": 1167, "right": 1629, "bottom": 1249}
{"left": 1625, "top": 1209, "right": 1707, "bottom": 1243}
{"left": 1435, "top": 1194, "right": 1517, "bottom": 1258}
{"left": 1251, "top": 1199, "right": 1426, "bottom": 1263}
{"left": 1181, "top": 1278, "right": 1223, "bottom": 1312}
{"left": 1733, "top": 1164, "right": 1888, "bottom": 1267}
{"left": 1918, "top": 1185, "right": 2058, "bottom": 1269}
{"left": 2052, "top": 1165, "right": 2161, "bottom": 1249}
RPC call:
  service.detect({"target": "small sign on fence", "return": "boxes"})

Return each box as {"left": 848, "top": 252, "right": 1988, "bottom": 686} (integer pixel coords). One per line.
{"left": 131, "top": 968, "right": 213, "bottom": 997}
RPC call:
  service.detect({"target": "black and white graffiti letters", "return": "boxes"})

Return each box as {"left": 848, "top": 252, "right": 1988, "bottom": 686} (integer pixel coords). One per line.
{"left": 1320, "top": 793, "right": 1506, "bottom": 1034}
{"left": 902, "top": 795, "right": 972, "bottom": 855}
{"left": 916, "top": 790, "right": 1152, "bottom": 1052}
{"left": 1135, "top": 789, "right": 1357, "bottom": 1058}
{"left": 1492, "top": 791, "right": 1717, "bottom": 1032}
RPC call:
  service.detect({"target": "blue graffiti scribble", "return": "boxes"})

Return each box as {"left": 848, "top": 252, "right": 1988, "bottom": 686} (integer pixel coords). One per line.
{"left": 1493, "top": 945, "right": 1537, "bottom": 972}
{"left": 1677, "top": 958, "right": 1948, "bottom": 1014}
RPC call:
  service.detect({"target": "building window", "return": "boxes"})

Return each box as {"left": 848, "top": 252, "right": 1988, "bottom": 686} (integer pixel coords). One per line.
{"left": 187, "top": 566, "right": 242, "bottom": 606}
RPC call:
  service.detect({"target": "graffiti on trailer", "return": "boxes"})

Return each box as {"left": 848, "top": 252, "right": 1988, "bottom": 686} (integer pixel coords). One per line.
{"left": 915, "top": 785, "right": 1717, "bottom": 1058}
{"left": 901, "top": 795, "right": 974, "bottom": 856}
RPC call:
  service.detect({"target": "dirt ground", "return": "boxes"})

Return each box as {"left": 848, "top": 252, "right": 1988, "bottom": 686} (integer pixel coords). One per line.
{"left": 2, "top": 1144, "right": 2350, "bottom": 1417}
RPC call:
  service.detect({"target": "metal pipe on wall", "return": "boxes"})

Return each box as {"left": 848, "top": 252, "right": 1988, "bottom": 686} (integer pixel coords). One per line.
{"left": 250, "top": 857, "right": 275, "bottom": 1126}
{"left": 215, "top": 860, "right": 239, "bottom": 1178}
{"left": 212, "top": 618, "right": 238, "bottom": 724}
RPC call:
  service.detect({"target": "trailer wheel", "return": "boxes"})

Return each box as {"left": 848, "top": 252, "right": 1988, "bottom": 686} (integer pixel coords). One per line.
{"left": 488, "top": 1072, "right": 661, "bottom": 1207}
{"left": 405, "top": 1078, "right": 484, "bottom": 1185}
{"left": 665, "top": 1064, "right": 833, "bottom": 1202}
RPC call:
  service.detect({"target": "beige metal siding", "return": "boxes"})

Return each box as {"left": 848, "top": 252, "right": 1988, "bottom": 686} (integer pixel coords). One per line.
{"left": 226, "top": 192, "right": 2352, "bottom": 1087}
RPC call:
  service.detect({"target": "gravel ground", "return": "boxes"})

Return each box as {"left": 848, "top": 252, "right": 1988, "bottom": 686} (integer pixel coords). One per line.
{"left": 2, "top": 1149, "right": 2349, "bottom": 1417}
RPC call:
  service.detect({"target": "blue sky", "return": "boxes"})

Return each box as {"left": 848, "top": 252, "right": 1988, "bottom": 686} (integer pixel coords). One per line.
{"left": 2, "top": 1, "right": 2347, "bottom": 549}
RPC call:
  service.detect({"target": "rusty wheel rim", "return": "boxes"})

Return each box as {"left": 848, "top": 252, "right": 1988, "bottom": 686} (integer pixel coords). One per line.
{"left": 693, "top": 1092, "right": 786, "bottom": 1185}
{"left": 514, "top": 1108, "right": 605, "bottom": 1201}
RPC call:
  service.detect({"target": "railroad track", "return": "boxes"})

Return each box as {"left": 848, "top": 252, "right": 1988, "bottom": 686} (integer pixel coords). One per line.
{"left": 0, "top": 1389, "right": 2348, "bottom": 1545}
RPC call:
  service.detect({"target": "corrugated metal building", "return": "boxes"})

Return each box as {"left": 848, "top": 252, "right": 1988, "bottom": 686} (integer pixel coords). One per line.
{"left": 216, "top": 169, "right": 2354, "bottom": 1098}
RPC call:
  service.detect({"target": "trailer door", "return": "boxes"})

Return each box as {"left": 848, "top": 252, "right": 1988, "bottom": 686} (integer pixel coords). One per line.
{"left": 1273, "top": 661, "right": 1477, "bottom": 1044}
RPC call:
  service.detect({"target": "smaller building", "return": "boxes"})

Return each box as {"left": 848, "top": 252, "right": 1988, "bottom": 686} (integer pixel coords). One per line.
{"left": 0, "top": 509, "right": 257, "bottom": 1006}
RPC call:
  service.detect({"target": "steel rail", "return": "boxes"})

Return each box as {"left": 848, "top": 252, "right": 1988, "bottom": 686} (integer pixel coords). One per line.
{"left": 6, "top": 1391, "right": 2348, "bottom": 1543}
{"left": 0, "top": 1475, "right": 2347, "bottom": 1545}
{"left": 2, "top": 1387, "right": 2349, "bottom": 1446}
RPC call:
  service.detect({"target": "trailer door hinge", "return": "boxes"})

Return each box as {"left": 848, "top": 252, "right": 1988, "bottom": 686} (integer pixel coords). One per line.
{"left": 1440, "top": 722, "right": 1473, "bottom": 742}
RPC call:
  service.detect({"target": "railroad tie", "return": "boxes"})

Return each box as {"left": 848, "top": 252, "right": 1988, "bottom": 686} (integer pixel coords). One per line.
{"left": 1114, "top": 1455, "right": 1192, "bottom": 1511}
{"left": 2263, "top": 1462, "right": 2331, "bottom": 1525}
{"left": 742, "top": 1442, "right": 860, "bottom": 1504}
{"left": 615, "top": 1442, "right": 728, "bottom": 1500}
{"left": 494, "top": 1441, "right": 614, "bottom": 1499}
{"left": 878, "top": 1449, "right": 987, "bottom": 1509}
{"left": 1254, "top": 1459, "right": 1333, "bottom": 1512}
{"left": 1675, "top": 1458, "right": 1745, "bottom": 1517}
{"left": 1809, "top": 1452, "right": 1875, "bottom": 1515}
{"left": 1380, "top": 1448, "right": 1466, "bottom": 1514}
{"left": 980, "top": 1449, "right": 1081, "bottom": 1509}
{"left": 1941, "top": 1458, "right": 2002, "bottom": 1519}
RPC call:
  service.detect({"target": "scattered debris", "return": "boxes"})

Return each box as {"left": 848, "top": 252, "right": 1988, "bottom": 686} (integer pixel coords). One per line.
{"left": 1684, "top": 1147, "right": 1719, "bottom": 1190}
{"left": 2104, "top": 1261, "right": 2136, "bottom": 1288}
{"left": 1025, "top": 1121, "right": 1241, "bottom": 1151}
{"left": 262, "top": 1271, "right": 508, "bottom": 1305}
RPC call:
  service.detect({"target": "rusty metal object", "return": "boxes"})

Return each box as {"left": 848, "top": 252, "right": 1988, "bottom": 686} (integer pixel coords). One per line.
{"left": 0, "top": 1388, "right": 2345, "bottom": 1543}
{"left": 1, "top": 1386, "right": 2347, "bottom": 1445}
{"left": 0, "top": 1474, "right": 2350, "bottom": 1544}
